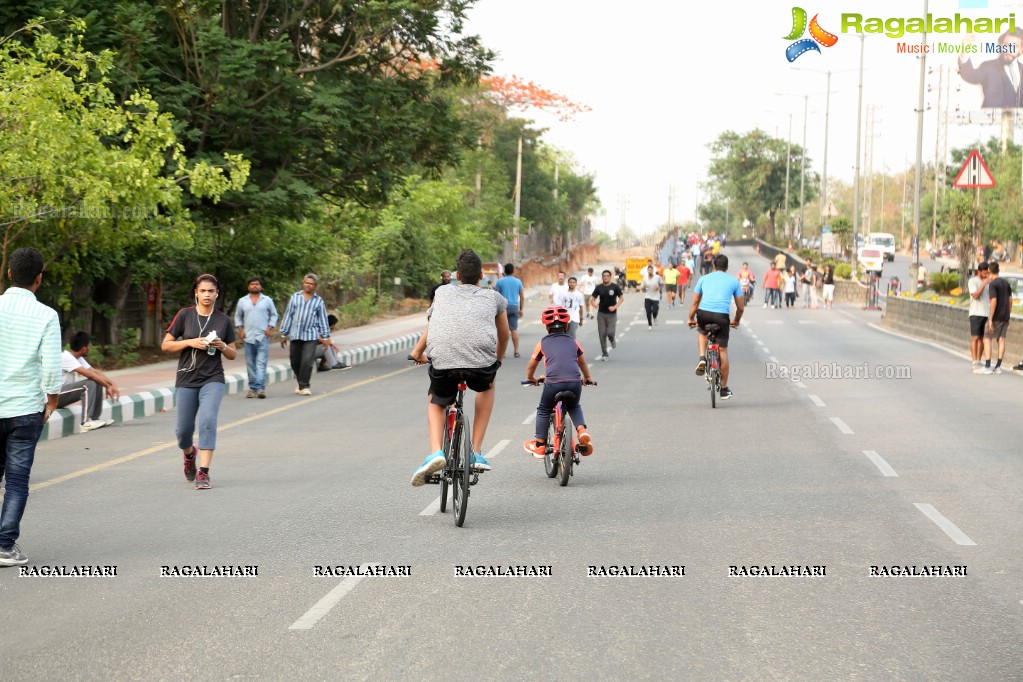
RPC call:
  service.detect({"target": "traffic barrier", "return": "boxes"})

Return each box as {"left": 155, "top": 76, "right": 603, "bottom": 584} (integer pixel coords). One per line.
{"left": 865, "top": 275, "right": 881, "bottom": 310}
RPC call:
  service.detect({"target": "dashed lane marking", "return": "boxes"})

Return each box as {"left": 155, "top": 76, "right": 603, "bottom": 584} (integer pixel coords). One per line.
{"left": 289, "top": 563, "right": 379, "bottom": 630}
{"left": 808, "top": 394, "right": 826, "bottom": 407}
{"left": 830, "top": 417, "right": 854, "bottom": 434}
{"left": 863, "top": 450, "right": 898, "bottom": 477}
{"left": 419, "top": 440, "right": 510, "bottom": 516}
{"left": 914, "top": 503, "right": 977, "bottom": 546}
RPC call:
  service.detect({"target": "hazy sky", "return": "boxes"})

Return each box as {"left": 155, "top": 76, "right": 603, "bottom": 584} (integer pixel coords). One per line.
{"left": 465, "top": 0, "right": 1023, "bottom": 234}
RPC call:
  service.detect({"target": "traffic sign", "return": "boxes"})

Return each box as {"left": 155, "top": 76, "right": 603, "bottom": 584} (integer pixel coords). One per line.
{"left": 953, "top": 149, "right": 995, "bottom": 188}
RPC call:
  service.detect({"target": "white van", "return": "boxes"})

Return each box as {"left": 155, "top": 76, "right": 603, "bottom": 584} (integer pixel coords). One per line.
{"left": 867, "top": 232, "right": 896, "bottom": 262}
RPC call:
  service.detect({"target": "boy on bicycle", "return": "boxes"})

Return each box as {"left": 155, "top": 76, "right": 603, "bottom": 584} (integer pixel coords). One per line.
{"left": 523, "top": 306, "right": 596, "bottom": 458}
{"left": 409, "top": 250, "right": 510, "bottom": 486}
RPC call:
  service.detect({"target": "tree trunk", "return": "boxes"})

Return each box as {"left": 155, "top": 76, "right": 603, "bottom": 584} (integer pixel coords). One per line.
{"left": 92, "top": 270, "right": 134, "bottom": 345}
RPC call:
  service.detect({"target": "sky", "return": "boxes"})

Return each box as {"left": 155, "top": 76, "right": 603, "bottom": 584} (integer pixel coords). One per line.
{"left": 464, "top": 0, "right": 1023, "bottom": 235}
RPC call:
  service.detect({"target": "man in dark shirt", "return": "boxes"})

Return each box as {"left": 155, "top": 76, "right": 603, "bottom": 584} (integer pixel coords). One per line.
{"left": 982, "top": 261, "right": 1013, "bottom": 374}
{"left": 428, "top": 270, "right": 452, "bottom": 303}
{"left": 590, "top": 269, "right": 624, "bottom": 361}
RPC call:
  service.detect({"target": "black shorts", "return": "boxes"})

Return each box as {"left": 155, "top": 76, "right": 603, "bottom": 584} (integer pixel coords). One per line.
{"left": 696, "top": 310, "right": 732, "bottom": 347}
{"left": 969, "top": 315, "right": 987, "bottom": 338}
{"left": 665, "top": 284, "right": 678, "bottom": 292}
{"left": 428, "top": 362, "right": 500, "bottom": 406}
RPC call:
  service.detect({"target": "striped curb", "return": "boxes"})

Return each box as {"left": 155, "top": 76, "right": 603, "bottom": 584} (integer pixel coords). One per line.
{"left": 41, "top": 331, "right": 423, "bottom": 443}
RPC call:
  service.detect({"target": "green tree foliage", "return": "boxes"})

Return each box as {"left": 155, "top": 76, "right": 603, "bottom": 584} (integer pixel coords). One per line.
{"left": 705, "top": 129, "right": 817, "bottom": 241}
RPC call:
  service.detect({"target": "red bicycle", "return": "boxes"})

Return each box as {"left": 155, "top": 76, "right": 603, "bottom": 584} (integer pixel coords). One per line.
{"left": 523, "top": 377, "right": 596, "bottom": 486}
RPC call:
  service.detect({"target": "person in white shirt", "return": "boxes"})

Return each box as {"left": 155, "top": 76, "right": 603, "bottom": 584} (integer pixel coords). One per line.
{"left": 548, "top": 270, "right": 569, "bottom": 304}
{"left": 641, "top": 265, "right": 664, "bottom": 329}
{"left": 579, "top": 267, "right": 598, "bottom": 319}
{"left": 57, "top": 331, "right": 119, "bottom": 431}
{"left": 555, "top": 277, "right": 587, "bottom": 338}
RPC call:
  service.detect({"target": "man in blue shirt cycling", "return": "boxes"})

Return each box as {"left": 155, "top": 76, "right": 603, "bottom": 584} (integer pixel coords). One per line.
{"left": 687, "top": 254, "right": 745, "bottom": 400}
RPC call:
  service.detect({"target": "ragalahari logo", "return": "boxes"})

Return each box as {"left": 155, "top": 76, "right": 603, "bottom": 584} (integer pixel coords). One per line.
{"left": 785, "top": 7, "right": 839, "bottom": 62}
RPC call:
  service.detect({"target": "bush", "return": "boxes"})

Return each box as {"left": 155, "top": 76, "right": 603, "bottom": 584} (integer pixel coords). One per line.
{"left": 94, "top": 328, "right": 141, "bottom": 369}
{"left": 835, "top": 263, "right": 852, "bottom": 279}
{"left": 930, "top": 272, "right": 959, "bottom": 294}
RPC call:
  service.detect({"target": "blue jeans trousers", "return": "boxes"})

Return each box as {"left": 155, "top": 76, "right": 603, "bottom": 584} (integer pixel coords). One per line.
{"left": 175, "top": 383, "right": 226, "bottom": 452}
{"left": 0, "top": 412, "right": 45, "bottom": 548}
{"left": 245, "top": 337, "right": 270, "bottom": 391}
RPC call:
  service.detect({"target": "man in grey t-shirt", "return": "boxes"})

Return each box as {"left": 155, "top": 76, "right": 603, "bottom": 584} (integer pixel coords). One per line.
{"left": 409, "top": 249, "right": 510, "bottom": 485}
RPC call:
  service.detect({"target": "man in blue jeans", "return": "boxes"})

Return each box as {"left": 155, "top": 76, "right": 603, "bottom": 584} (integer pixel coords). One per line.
{"left": 0, "top": 248, "right": 62, "bottom": 566}
{"left": 235, "top": 276, "right": 278, "bottom": 399}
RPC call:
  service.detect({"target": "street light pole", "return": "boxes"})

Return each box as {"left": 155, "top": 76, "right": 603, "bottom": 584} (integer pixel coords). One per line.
{"left": 799, "top": 94, "right": 808, "bottom": 240}
{"left": 911, "top": 0, "right": 929, "bottom": 293}
{"left": 852, "top": 33, "right": 865, "bottom": 274}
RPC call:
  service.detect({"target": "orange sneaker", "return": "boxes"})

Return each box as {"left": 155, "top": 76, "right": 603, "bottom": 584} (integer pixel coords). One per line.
{"left": 523, "top": 439, "right": 547, "bottom": 459}
{"left": 576, "top": 427, "right": 594, "bottom": 456}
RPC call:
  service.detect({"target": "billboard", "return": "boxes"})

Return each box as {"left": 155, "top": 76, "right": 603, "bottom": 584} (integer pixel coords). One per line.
{"left": 957, "top": 29, "right": 1023, "bottom": 108}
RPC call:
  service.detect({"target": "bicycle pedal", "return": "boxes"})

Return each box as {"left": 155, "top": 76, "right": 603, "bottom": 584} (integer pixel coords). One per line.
{"left": 425, "top": 474, "right": 441, "bottom": 485}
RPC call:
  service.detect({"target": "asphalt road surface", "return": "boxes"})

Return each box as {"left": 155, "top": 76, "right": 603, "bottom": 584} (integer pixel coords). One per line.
{"left": 2, "top": 245, "right": 1021, "bottom": 680}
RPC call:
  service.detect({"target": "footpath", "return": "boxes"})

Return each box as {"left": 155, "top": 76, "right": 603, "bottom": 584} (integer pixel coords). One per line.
{"left": 44, "top": 283, "right": 558, "bottom": 442}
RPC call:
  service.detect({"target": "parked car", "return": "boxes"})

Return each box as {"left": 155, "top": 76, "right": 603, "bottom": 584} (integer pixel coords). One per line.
{"left": 1001, "top": 273, "right": 1023, "bottom": 306}
{"left": 858, "top": 247, "right": 885, "bottom": 274}
{"left": 867, "top": 232, "right": 896, "bottom": 262}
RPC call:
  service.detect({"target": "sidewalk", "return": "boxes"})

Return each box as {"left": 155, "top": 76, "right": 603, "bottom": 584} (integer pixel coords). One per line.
{"left": 43, "top": 284, "right": 553, "bottom": 442}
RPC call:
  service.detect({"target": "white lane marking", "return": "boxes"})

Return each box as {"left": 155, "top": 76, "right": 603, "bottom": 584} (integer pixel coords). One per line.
{"left": 914, "top": 503, "right": 977, "bottom": 546}
{"left": 419, "top": 440, "right": 510, "bottom": 516}
{"left": 866, "top": 322, "right": 972, "bottom": 361}
{"left": 794, "top": 382, "right": 807, "bottom": 389}
{"left": 830, "top": 417, "right": 854, "bottom": 434}
{"left": 765, "top": 320, "right": 784, "bottom": 325}
{"left": 770, "top": 356, "right": 779, "bottom": 363}
{"left": 522, "top": 413, "right": 535, "bottom": 425}
{"left": 666, "top": 320, "right": 687, "bottom": 325}
{"left": 808, "top": 394, "right": 826, "bottom": 407}
{"left": 756, "top": 340, "right": 765, "bottom": 346}
{"left": 797, "top": 320, "right": 818, "bottom": 325}
{"left": 761, "top": 347, "right": 770, "bottom": 354}
{"left": 863, "top": 450, "right": 898, "bottom": 477}
{"left": 289, "top": 563, "right": 379, "bottom": 630}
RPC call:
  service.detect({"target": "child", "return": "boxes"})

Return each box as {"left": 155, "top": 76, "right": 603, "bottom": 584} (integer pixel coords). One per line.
{"left": 523, "top": 306, "right": 596, "bottom": 458}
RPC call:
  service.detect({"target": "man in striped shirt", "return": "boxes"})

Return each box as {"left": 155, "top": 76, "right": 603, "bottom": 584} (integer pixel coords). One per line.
{"left": 0, "top": 248, "right": 62, "bottom": 566}
{"left": 279, "top": 273, "right": 333, "bottom": 396}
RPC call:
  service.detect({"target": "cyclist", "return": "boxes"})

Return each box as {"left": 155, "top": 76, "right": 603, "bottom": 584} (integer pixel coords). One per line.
{"left": 688, "top": 254, "right": 744, "bottom": 401}
{"left": 523, "top": 306, "right": 595, "bottom": 457}
{"left": 736, "top": 262, "right": 756, "bottom": 305}
{"left": 408, "top": 249, "right": 510, "bottom": 486}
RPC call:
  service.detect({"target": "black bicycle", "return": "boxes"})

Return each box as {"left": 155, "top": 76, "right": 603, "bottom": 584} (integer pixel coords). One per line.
{"left": 409, "top": 358, "right": 479, "bottom": 527}
{"left": 523, "top": 377, "right": 596, "bottom": 486}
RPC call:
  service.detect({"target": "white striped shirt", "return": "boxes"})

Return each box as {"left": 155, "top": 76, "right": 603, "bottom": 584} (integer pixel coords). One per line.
{"left": 0, "top": 287, "right": 63, "bottom": 418}
{"left": 279, "top": 291, "right": 330, "bottom": 341}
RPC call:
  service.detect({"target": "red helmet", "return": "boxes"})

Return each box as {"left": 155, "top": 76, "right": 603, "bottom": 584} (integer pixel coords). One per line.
{"left": 541, "top": 305, "right": 571, "bottom": 326}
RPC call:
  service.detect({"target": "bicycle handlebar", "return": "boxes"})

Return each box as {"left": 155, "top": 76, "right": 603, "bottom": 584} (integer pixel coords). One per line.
{"left": 522, "top": 377, "right": 597, "bottom": 386}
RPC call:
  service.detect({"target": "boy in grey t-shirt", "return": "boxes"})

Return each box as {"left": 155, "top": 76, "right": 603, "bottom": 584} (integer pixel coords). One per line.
{"left": 409, "top": 250, "right": 510, "bottom": 485}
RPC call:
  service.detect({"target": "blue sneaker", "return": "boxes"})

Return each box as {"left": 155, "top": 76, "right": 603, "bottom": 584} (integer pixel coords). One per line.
{"left": 471, "top": 451, "right": 492, "bottom": 472}
{"left": 411, "top": 451, "right": 446, "bottom": 487}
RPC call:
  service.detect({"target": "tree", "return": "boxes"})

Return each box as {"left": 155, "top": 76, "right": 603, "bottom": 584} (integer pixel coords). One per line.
{"left": 706, "top": 129, "right": 817, "bottom": 242}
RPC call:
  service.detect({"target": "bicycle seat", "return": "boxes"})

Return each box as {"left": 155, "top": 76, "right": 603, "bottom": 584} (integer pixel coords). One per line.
{"left": 554, "top": 390, "right": 579, "bottom": 406}
{"left": 703, "top": 323, "right": 721, "bottom": 334}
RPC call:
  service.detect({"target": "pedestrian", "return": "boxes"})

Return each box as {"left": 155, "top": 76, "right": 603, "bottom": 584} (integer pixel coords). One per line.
{"left": 801, "top": 259, "right": 815, "bottom": 308}
{"left": 677, "top": 258, "right": 692, "bottom": 305}
{"left": 408, "top": 249, "right": 509, "bottom": 484}
{"left": 57, "top": 331, "right": 118, "bottom": 431}
{"left": 162, "top": 273, "right": 237, "bottom": 490}
{"left": 811, "top": 264, "right": 823, "bottom": 309}
{"left": 234, "top": 275, "right": 278, "bottom": 399}
{"left": 821, "top": 264, "right": 836, "bottom": 309}
{"left": 0, "top": 248, "right": 62, "bottom": 566}
{"left": 548, "top": 270, "right": 568, "bottom": 304}
{"left": 555, "top": 276, "right": 586, "bottom": 338}
{"left": 579, "top": 267, "right": 598, "bottom": 319}
{"left": 279, "top": 273, "right": 332, "bottom": 396}
{"left": 495, "top": 263, "right": 525, "bottom": 358}
{"left": 783, "top": 265, "right": 798, "bottom": 308}
{"left": 968, "top": 263, "right": 991, "bottom": 373}
{"left": 763, "top": 262, "right": 782, "bottom": 309}
{"left": 428, "top": 270, "right": 452, "bottom": 304}
{"left": 981, "top": 261, "right": 1012, "bottom": 374}
{"left": 641, "top": 264, "right": 663, "bottom": 329}
{"left": 590, "top": 269, "right": 624, "bottom": 361}
{"left": 663, "top": 262, "right": 681, "bottom": 308}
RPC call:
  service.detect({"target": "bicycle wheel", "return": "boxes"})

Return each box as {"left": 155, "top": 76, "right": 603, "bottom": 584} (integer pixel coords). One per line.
{"left": 544, "top": 418, "right": 559, "bottom": 478}
{"left": 709, "top": 354, "right": 718, "bottom": 409}
{"left": 439, "top": 414, "right": 451, "bottom": 513}
{"left": 452, "top": 416, "right": 472, "bottom": 527}
{"left": 558, "top": 414, "right": 574, "bottom": 486}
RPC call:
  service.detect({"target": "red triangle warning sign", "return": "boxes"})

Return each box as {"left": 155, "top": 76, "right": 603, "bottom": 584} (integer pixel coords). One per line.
{"left": 953, "top": 150, "right": 995, "bottom": 189}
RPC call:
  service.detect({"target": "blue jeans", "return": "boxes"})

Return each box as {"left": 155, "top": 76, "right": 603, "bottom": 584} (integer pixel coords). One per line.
{"left": 175, "top": 383, "right": 226, "bottom": 452}
{"left": 0, "top": 412, "right": 44, "bottom": 548}
{"left": 245, "top": 337, "right": 270, "bottom": 391}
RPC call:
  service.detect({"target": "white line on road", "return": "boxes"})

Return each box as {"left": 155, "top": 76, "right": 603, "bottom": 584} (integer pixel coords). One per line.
{"left": 863, "top": 450, "right": 898, "bottom": 477}
{"left": 830, "top": 417, "right": 854, "bottom": 434}
{"left": 765, "top": 320, "right": 784, "bottom": 325}
{"left": 289, "top": 563, "right": 379, "bottom": 630}
{"left": 794, "top": 382, "right": 807, "bottom": 389}
{"left": 797, "top": 320, "right": 818, "bottom": 325}
{"left": 770, "top": 356, "right": 779, "bottom": 363}
{"left": 666, "top": 320, "right": 687, "bottom": 325}
{"left": 914, "top": 503, "right": 977, "bottom": 546}
{"left": 761, "top": 347, "right": 770, "bottom": 354}
{"left": 756, "top": 340, "right": 765, "bottom": 346}
{"left": 522, "top": 413, "right": 535, "bottom": 425}
{"left": 808, "top": 394, "right": 826, "bottom": 407}
{"left": 419, "top": 440, "right": 510, "bottom": 516}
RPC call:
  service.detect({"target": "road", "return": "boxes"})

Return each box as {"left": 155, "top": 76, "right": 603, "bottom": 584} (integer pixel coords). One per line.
{"left": 2, "top": 245, "right": 1022, "bottom": 680}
